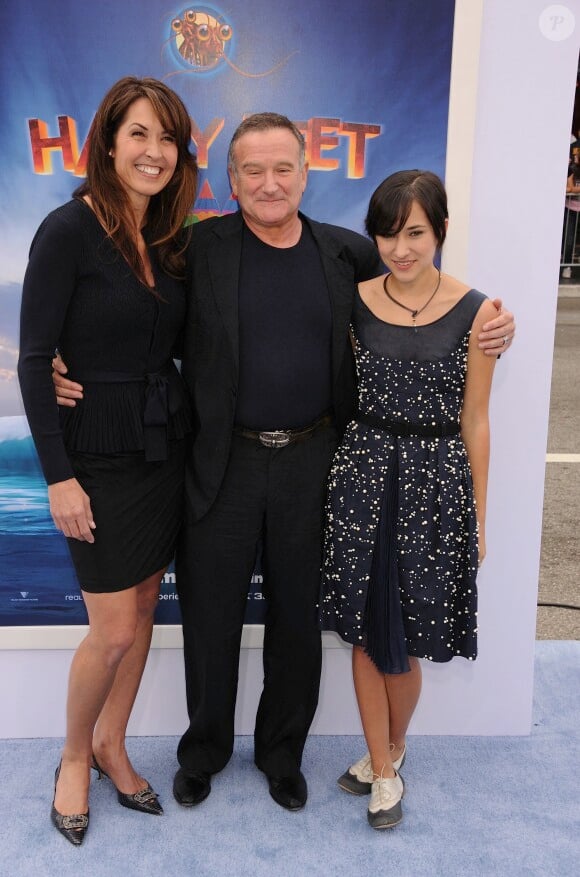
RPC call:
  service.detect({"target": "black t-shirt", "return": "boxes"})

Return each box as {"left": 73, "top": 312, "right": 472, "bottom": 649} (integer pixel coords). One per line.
{"left": 235, "top": 222, "right": 333, "bottom": 430}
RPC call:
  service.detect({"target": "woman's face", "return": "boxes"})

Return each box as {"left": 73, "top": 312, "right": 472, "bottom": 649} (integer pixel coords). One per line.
{"left": 375, "top": 200, "right": 443, "bottom": 285}
{"left": 110, "top": 97, "right": 178, "bottom": 212}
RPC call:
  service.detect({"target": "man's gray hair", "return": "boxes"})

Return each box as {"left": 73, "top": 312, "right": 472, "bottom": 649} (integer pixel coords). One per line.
{"left": 227, "top": 112, "right": 306, "bottom": 175}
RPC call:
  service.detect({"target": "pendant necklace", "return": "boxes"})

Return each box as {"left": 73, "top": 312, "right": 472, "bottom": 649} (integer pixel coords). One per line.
{"left": 383, "top": 269, "right": 441, "bottom": 331}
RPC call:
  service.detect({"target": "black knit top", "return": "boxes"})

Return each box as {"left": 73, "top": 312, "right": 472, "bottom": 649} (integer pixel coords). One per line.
{"left": 18, "top": 198, "right": 192, "bottom": 485}
{"left": 235, "top": 222, "right": 332, "bottom": 430}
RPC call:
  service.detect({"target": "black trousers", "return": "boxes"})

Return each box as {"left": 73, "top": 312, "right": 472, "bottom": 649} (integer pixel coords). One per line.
{"left": 176, "top": 424, "right": 338, "bottom": 778}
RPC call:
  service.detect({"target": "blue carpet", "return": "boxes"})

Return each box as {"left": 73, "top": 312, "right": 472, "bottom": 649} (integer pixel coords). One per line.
{"left": 0, "top": 641, "right": 578, "bottom": 877}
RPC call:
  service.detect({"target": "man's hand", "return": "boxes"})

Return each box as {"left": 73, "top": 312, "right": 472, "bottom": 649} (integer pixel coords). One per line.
{"left": 477, "top": 299, "right": 515, "bottom": 356}
{"left": 52, "top": 353, "right": 84, "bottom": 407}
{"left": 48, "top": 478, "right": 96, "bottom": 542}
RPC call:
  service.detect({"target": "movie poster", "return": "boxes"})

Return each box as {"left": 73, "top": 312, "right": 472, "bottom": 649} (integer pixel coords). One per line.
{"left": 0, "top": 0, "right": 455, "bottom": 627}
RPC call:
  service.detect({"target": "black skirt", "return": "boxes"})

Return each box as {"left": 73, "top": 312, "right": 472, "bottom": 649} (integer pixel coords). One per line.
{"left": 66, "top": 438, "right": 187, "bottom": 593}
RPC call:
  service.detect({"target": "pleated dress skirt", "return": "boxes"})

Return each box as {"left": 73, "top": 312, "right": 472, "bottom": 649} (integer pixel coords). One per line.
{"left": 66, "top": 437, "right": 187, "bottom": 593}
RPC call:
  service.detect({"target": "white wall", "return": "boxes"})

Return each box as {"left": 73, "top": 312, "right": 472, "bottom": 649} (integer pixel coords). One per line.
{"left": 439, "top": 0, "right": 579, "bottom": 735}
{"left": 1, "top": 0, "right": 578, "bottom": 738}
{"left": 0, "top": 633, "right": 363, "bottom": 738}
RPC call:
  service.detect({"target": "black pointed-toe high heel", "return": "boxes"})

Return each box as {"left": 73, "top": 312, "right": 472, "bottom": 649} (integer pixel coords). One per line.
{"left": 51, "top": 762, "right": 89, "bottom": 846}
{"left": 91, "top": 756, "right": 163, "bottom": 815}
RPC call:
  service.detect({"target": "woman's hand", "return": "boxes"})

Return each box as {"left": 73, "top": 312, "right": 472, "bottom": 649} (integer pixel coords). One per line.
{"left": 48, "top": 478, "right": 96, "bottom": 542}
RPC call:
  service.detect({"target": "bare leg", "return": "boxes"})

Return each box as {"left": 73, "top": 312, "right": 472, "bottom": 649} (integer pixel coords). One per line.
{"left": 92, "top": 571, "right": 163, "bottom": 794}
{"left": 352, "top": 646, "right": 395, "bottom": 778}
{"left": 385, "top": 657, "right": 422, "bottom": 764}
{"left": 353, "top": 648, "right": 422, "bottom": 778}
{"left": 54, "top": 587, "right": 141, "bottom": 816}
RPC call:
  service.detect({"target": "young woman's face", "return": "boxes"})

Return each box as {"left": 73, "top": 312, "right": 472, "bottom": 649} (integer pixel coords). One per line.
{"left": 111, "top": 97, "right": 178, "bottom": 212}
{"left": 375, "top": 200, "right": 442, "bottom": 284}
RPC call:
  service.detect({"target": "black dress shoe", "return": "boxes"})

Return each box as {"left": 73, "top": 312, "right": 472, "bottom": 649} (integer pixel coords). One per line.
{"left": 267, "top": 772, "right": 307, "bottom": 811}
{"left": 91, "top": 756, "right": 163, "bottom": 815}
{"left": 173, "top": 767, "right": 211, "bottom": 807}
{"left": 51, "top": 762, "right": 89, "bottom": 846}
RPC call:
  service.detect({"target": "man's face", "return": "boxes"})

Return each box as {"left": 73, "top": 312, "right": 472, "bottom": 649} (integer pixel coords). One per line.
{"left": 228, "top": 128, "right": 308, "bottom": 234}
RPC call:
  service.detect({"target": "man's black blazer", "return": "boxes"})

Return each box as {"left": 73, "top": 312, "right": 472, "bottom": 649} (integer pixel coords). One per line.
{"left": 181, "top": 210, "right": 383, "bottom": 522}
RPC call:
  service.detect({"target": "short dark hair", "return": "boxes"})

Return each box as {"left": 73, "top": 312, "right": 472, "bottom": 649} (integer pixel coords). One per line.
{"left": 228, "top": 112, "right": 306, "bottom": 173}
{"left": 365, "top": 170, "right": 448, "bottom": 247}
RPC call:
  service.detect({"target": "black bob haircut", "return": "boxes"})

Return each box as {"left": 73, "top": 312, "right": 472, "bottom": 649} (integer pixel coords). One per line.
{"left": 365, "top": 170, "right": 448, "bottom": 248}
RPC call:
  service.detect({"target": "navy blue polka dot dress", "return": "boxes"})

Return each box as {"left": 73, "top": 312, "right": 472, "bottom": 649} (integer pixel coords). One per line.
{"left": 320, "top": 288, "right": 487, "bottom": 672}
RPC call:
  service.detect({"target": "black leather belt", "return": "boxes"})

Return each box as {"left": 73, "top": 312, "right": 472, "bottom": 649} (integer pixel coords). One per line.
{"left": 234, "top": 414, "right": 333, "bottom": 448}
{"left": 357, "top": 414, "right": 460, "bottom": 438}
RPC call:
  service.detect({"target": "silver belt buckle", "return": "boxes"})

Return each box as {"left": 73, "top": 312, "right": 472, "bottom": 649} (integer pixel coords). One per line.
{"left": 258, "top": 430, "right": 291, "bottom": 448}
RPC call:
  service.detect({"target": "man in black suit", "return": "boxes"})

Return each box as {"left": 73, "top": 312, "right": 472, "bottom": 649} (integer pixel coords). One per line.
{"left": 173, "top": 113, "right": 383, "bottom": 811}
{"left": 53, "top": 113, "right": 514, "bottom": 811}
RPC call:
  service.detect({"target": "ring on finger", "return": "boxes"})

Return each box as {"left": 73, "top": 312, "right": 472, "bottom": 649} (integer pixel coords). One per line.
{"left": 502, "top": 335, "right": 509, "bottom": 346}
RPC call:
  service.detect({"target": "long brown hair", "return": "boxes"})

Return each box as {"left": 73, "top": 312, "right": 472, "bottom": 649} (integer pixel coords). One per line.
{"left": 75, "top": 77, "right": 198, "bottom": 286}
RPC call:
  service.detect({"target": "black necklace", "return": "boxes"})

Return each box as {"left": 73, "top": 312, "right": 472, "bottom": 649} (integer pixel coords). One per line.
{"left": 383, "top": 269, "right": 442, "bottom": 330}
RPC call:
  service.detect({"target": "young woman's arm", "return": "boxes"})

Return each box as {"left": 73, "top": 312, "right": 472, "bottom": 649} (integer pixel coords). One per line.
{"left": 460, "top": 298, "right": 499, "bottom": 565}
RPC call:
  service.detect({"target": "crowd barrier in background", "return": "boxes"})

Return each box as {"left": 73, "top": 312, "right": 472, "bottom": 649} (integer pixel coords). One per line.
{"left": 561, "top": 192, "right": 580, "bottom": 273}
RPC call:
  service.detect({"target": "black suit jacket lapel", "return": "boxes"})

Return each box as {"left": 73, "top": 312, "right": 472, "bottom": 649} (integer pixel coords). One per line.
{"left": 206, "top": 212, "right": 243, "bottom": 371}
{"left": 304, "top": 216, "right": 356, "bottom": 381}
{"left": 204, "top": 212, "right": 356, "bottom": 384}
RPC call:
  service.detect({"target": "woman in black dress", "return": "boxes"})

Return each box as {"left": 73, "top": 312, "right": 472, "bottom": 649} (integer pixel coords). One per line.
{"left": 18, "top": 77, "right": 198, "bottom": 844}
{"left": 320, "top": 171, "right": 497, "bottom": 829}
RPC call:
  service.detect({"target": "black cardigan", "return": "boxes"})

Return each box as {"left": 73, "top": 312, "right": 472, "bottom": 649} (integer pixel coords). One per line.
{"left": 18, "top": 199, "right": 191, "bottom": 484}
